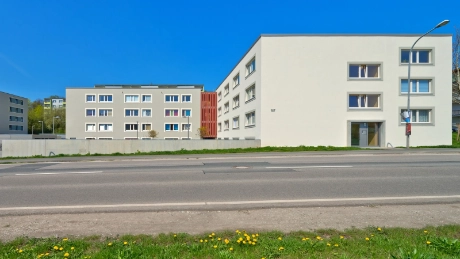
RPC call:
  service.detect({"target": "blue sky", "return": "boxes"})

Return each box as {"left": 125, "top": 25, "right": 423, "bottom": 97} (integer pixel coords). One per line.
{"left": 0, "top": 0, "right": 457, "bottom": 101}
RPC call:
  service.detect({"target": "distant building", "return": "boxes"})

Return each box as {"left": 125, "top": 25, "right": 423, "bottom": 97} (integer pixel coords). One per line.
{"left": 44, "top": 98, "right": 66, "bottom": 109}
{"left": 215, "top": 34, "right": 452, "bottom": 147}
{"left": 0, "top": 91, "right": 28, "bottom": 134}
{"left": 66, "top": 84, "right": 205, "bottom": 140}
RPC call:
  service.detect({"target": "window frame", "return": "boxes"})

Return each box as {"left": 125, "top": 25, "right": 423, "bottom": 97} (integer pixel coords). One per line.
{"left": 347, "top": 93, "right": 383, "bottom": 110}
{"left": 98, "top": 94, "right": 113, "bottom": 103}
{"left": 224, "top": 102, "right": 229, "bottom": 114}
{"left": 224, "top": 120, "right": 229, "bottom": 131}
{"left": 400, "top": 48, "right": 434, "bottom": 65}
{"left": 141, "top": 108, "right": 152, "bottom": 117}
{"left": 232, "top": 116, "right": 239, "bottom": 129}
{"left": 98, "top": 123, "right": 113, "bottom": 132}
{"left": 141, "top": 94, "right": 152, "bottom": 103}
{"left": 399, "top": 108, "right": 434, "bottom": 125}
{"left": 164, "top": 123, "right": 179, "bottom": 132}
{"left": 245, "top": 57, "right": 256, "bottom": 77}
{"left": 181, "top": 109, "right": 192, "bottom": 117}
{"left": 85, "top": 123, "right": 97, "bottom": 132}
{"left": 98, "top": 108, "right": 113, "bottom": 117}
{"left": 347, "top": 63, "right": 383, "bottom": 80}
{"left": 245, "top": 84, "right": 256, "bottom": 102}
{"left": 218, "top": 91, "right": 222, "bottom": 102}
{"left": 245, "top": 111, "right": 256, "bottom": 127}
{"left": 181, "top": 123, "right": 192, "bottom": 132}
{"left": 124, "top": 123, "right": 139, "bottom": 132}
{"left": 232, "top": 94, "right": 240, "bottom": 109}
{"left": 164, "top": 108, "right": 179, "bottom": 117}
{"left": 165, "top": 95, "right": 179, "bottom": 103}
{"left": 224, "top": 84, "right": 230, "bottom": 96}
{"left": 85, "top": 108, "right": 97, "bottom": 117}
{"left": 124, "top": 108, "right": 139, "bottom": 117}
{"left": 85, "top": 94, "right": 96, "bottom": 103}
{"left": 141, "top": 123, "right": 152, "bottom": 131}
{"left": 181, "top": 94, "right": 192, "bottom": 103}
{"left": 124, "top": 94, "right": 140, "bottom": 103}
{"left": 399, "top": 78, "right": 434, "bottom": 95}
{"left": 233, "top": 73, "right": 240, "bottom": 88}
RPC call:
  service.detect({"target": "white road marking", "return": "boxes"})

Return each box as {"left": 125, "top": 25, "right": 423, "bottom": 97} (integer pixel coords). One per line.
{"left": 15, "top": 171, "right": 103, "bottom": 176}
{"left": 1, "top": 195, "right": 459, "bottom": 211}
{"left": 266, "top": 166, "right": 353, "bottom": 169}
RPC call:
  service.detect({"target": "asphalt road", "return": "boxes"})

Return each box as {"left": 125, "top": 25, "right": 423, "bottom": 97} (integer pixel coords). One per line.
{"left": 1, "top": 150, "right": 460, "bottom": 215}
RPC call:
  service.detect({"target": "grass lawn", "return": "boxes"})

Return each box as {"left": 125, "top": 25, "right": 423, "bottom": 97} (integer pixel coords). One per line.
{"left": 2, "top": 225, "right": 460, "bottom": 258}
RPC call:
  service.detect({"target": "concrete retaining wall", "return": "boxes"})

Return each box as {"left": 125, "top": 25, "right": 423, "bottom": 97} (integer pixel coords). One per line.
{"left": 1, "top": 139, "right": 261, "bottom": 157}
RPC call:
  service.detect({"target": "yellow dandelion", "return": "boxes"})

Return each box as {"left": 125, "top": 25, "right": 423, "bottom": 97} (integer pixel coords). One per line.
{"left": 19, "top": 250, "right": 23, "bottom": 253}
{"left": 252, "top": 242, "right": 256, "bottom": 245}
{"left": 424, "top": 230, "right": 428, "bottom": 234}
{"left": 204, "top": 239, "right": 208, "bottom": 243}
{"left": 256, "top": 234, "right": 259, "bottom": 237}
{"left": 237, "top": 240, "right": 241, "bottom": 244}
{"left": 334, "top": 244, "right": 339, "bottom": 247}
{"left": 123, "top": 241, "right": 128, "bottom": 245}
{"left": 365, "top": 237, "right": 370, "bottom": 241}
{"left": 229, "top": 247, "right": 233, "bottom": 251}
{"left": 209, "top": 234, "right": 212, "bottom": 238}
{"left": 59, "top": 247, "right": 63, "bottom": 251}
{"left": 278, "top": 237, "right": 282, "bottom": 240}
{"left": 302, "top": 238, "right": 306, "bottom": 241}
{"left": 316, "top": 236, "right": 321, "bottom": 240}
{"left": 213, "top": 245, "right": 217, "bottom": 249}
{"left": 71, "top": 247, "right": 74, "bottom": 250}
{"left": 63, "top": 238, "right": 68, "bottom": 241}
{"left": 426, "top": 241, "right": 431, "bottom": 245}
{"left": 212, "top": 232, "right": 215, "bottom": 236}
{"left": 279, "top": 246, "right": 284, "bottom": 251}
{"left": 371, "top": 234, "right": 374, "bottom": 237}
{"left": 252, "top": 234, "right": 255, "bottom": 238}
{"left": 253, "top": 238, "right": 258, "bottom": 242}
{"left": 235, "top": 230, "right": 240, "bottom": 233}
{"left": 327, "top": 243, "right": 331, "bottom": 246}
{"left": 53, "top": 246, "right": 59, "bottom": 250}
{"left": 108, "top": 242, "right": 112, "bottom": 246}
{"left": 173, "top": 234, "right": 177, "bottom": 237}
{"left": 340, "top": 236, "right": 344, "bottom": 239}
{"left": 200, "top": 239, "right": 203, "bottom": 243}
{"left": 243, "top": 241, "right": 246, "bottom": 244}
{"left": 64, "top": 253, "right": 69, "bottom": 257}
{"left": 246, "top": 236, "right": 250, "bottom": 241}
{"left": 224, "top": 239, "right": 230, "bottom": 244}
{"left": 218, "top": 237, "right": 221, "bottom": 241}
{"left": 377, "top": 227, "right": 382, "bottom": 231}
{"left": 45, "top": 253, "right": 49, "bottom": 256}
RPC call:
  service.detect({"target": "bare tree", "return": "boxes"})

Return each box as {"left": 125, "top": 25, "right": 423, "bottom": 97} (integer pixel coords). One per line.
{"left": 453, "top": 27, "right": 460, "bottom": 92}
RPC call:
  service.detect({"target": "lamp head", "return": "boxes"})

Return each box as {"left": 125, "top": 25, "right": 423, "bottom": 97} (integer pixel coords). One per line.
{"left": 54, "top": 116, "right": 60, "bottom": 119}
{"left": 435, "top": 20, "right": 449, "bottom": 28}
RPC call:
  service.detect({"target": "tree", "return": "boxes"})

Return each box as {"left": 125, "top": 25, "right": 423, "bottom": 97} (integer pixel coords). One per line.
{"left": 43, "top": 108, "right": 66, "bottom": 134}
{"left": 28, "top": 102, "right": 44, "bottom": 134}
{"left": 148, "top": 130, "right": 159, "bottom": 138}
{"left": 197, "top": 126, "right": 208, "bottom": 139}
{"left": 453, "top": 27, "right": 460, "bottom": 92}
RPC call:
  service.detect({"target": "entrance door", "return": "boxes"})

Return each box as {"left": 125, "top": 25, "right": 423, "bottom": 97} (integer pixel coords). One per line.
{"left": 351, "top": 122, "right": 380, "bottom": 147}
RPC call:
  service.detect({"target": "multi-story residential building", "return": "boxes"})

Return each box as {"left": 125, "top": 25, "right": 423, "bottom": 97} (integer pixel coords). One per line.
{"left": 0, "top": 91, "right": 28, "bottom": 134}
{"left": 44, "top": 98, "right": 66, "bottom": 109}
{"left": 215, "top": 34, "right": 452, "bottom": 147}
{"left": 66, "top": 84, "right": 203, "bottom": 140}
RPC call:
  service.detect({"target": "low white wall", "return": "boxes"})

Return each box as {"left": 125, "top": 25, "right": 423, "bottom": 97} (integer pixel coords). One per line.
{"left": 1, "top": 139, "right": 261, "bottom": 158}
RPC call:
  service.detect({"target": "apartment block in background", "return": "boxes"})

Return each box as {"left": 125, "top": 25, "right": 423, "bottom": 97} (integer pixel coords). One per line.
{"left": 215, "top": 34, "right": 452, "bottom": 147}
{"left": 44, "top": 98, "right": 66, "bottom": 109}
{"left": 0, "top": 91, "right": 28, "bottom": 134}
{"left": 66, "top": 84, "right": 203, "bottom": 140}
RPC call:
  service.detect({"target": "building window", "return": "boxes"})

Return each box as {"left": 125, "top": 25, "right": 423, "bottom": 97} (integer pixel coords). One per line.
{"left": 86, "top": 109, "right": 96, "bottom": 117}
{"left": 232, "top": 95, "right": 240, "bottom": 109}
{"left": 99, "top": 124, "right": 113, "bottom": 132}
{"left": 182, "top": 95, "right": 192, "bottom": 103}
{"left": 125, "top": 95, "right": 139, "bottom": 103}
{"left": 182, "top": 123, "right": 192, "bottom": 132}
{"left": 99, "top": 109, "right": 113, "bottom": 117}
{"left": 9, "top": 125, "right": 23, "bottom": 131}
{"left": 401, "top": 79, "right": 431, "bottom": 93}
{"left": 9, "top": 116, "right": 23, "bottom": 122}
{"left": 245, "top": 84, "right": 256, "bottom": 102}
{"left": 218, "top": 92, "right": 222, "bottom": 101}
{"left": 233, "top": 74, "right": 240, "bottom": 88}
{"left": 245, "top": 111, "right": 255, "bottom": 126}
{"left": 98, "top": 138, "right": 113, "bottom": 140}
{"left": 142, "top": 123, "right": 152, "bottom": 131}
{"left": 9, "top": 98, "right": 23, "bottom": 105}
{"left": 224, "top": 120, "right": 229, "bottom": 130}
{"left": 165, "top": 123, "right": 179, "bottom": 131}
{"left": 349, "top": 64, "right": 381, "bottom": 79}
{"left": 246, "top": 58, "right": 255, "bottom": 76}
{"left": 125, "top": 109, "right": 139, "bottom": 117}
{"left": 218, "top": 123, "right": 221, "bottom": 132}
{"left": 224, "top": 102, "right": 229, "bottom": 113}
{"left": 99, "top": 95, "right": 113, "bottom": 102}
{"left": 142, "top": 109, "right": 152, "bottom": 117}
{"left": 224, "top": 84, "right": 229, "bottom": 96}
{"left": 86, "top": 124, "right": 96, "bottom": 132}
{"left": 233, "top": 116, "right": 239, "bottom": 129}
{"left": 86, "top": 95, "right": 96, "bottom": 102}
{"left": 142, "top": 95, "right": 152, "bottom": 102}
{"left": 348, "top": 94, "right": 380, "bottom": 108}
{"left": 400, "top": 109, "right": 431, "bottom": 123}
{"left": 9, "top": 107, "right": 24, "bottom": 113}
{"left": 182, "top": 109, "right": 191, "bottom": 117}
{"left": 165, "top": 95, "right": 179, "bottom": 103}
{"left": 165, "top": 109, "right": 179, "bottom": 117}
{"left": 125, "top": 123, "right": 139, "bottom": 131}
{"left": 401, "top": 50, "right": 431, "bottom": 64}
{"left": 164, "top": 137, "right": 179, "bottom": 140}
{"left": 218, "top": 107, "right": 222, "bottom": 117}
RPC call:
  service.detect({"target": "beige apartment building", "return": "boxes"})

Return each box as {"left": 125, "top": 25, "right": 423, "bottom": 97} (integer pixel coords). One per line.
{"left": 0, "top": 91, "right": 28, "bottom": 134}
{"left": 66, "top": 85, "right": 203, "bottom": 140}
{"left": 216, "top": 34, "right": 452, "bottom": 147}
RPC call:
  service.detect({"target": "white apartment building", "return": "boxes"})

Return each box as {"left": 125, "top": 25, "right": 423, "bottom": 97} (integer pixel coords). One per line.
{"left": 0, "top": 91, "right": 28, "bottom": 134}
{"left": 66, "top": 85, "right": 203, "bottom": 140}
{"left": 215, "top": 34, "right": 452, "bottom": 147}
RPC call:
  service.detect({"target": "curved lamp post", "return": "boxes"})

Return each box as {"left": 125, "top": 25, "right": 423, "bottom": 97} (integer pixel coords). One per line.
{"left": 406, "top": 20, "right": 449, "bottom": 149}
{"left": 52, "top": 116, "right": 60, "bottom": 134}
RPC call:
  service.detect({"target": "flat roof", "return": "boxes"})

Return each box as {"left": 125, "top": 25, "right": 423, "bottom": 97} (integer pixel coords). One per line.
{"left": 0, "top": 91, "right": 28, "bottom": 99}
{"left": 67, "top": 84, "right": 204, "bottom": 90}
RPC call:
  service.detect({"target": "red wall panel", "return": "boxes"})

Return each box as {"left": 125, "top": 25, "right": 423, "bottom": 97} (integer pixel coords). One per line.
{"left": 200, "top": 92, "right": 217, "bottom": 138}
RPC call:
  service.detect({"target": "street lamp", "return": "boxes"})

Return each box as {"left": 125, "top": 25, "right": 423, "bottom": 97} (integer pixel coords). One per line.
{"left": 405, "top": 19, "right": 449, "bottom": 149}
{"left": 183, "top": 116, "right": 190, "bottom": 139}
{"left": 31, "top": 125, "right": 34, "bottom": 135}
{"left": 52, "top": 116, "right": 60, "bottom": 134}
{"left": 38, "top": 120, "right": 43, "bottom": 134}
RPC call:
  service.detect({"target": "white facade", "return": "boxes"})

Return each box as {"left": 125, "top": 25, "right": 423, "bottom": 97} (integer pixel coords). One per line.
{"left": 216, "top": 35, "right": 452, "bottom": 147}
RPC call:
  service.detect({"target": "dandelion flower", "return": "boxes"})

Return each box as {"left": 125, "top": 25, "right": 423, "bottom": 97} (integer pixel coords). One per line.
{"left": 224, "top": 239, "right": 230, "bottom": 244}
{"left": 108, "top": 243, "right": 112, "bottom": 246}
{"left": 19, "top": 250, "right": 23, "bottom": 253}
{"left": 278, "top": 237, "right": 282, "bottom": 240}
{"left": 63, "top": 238, "right": 68, "bottom": 241}
{"left": 123, "top": 241, "right": 128, "bottom": 245}
{"left": 209, "top": 234, "right": 212, "bottom": 238}
{"left": 218, "top": 237, "right": 221, "bottom": 241}
{"left": 252, "top": 234, "right": 255, "bottom": 238}
{"left": 204, "top": 240, "right": 208, "bottom": 243}
{"left": 426, "top": 241, "right": 431, "bottom": 245}
{"left": 200, "top": 239, "right": 203, "bottom": 243}
{"left": 377, "top": 227, "right": 382, "bottom": 231}
{"left": 340, "top": 236, "right": 344, "bottom": 239}
{"left": 64, "top": 253, "right": 69, "bottom": 257}
{"left": 53, "top": 246, "right": 59, "bottom": 250}
{"left": 302, "top": 238, "right": 306, "bottom": 241}
{"left": 279, "top": 247, "right": 284, "bottom": 251}
{"left": 316, "top": 236, "right": 321, "bottom": 240}
{"left": 334, "top": 244, "right": 339, "bottom": 247}
{"left": 256, "top": 234, "right": 259, "bottom": 237}
{"left": 229, "top": 247, "right": 233, "bottom": 251}
{"left": 235, "top": 230, "right": 239, "bottom": 233}
{"left": 59, "top": 247, "right": 63, "bottom": 251}
{"left": 213, "top": 245, "right": 217, "bottom": 249}
{"left": 71, "top": 247, "right": 75, "bottom": 250}
{"left": 327, "top": 243, "right": 331, "bottom": 246}
{"left": 424, "top": 230, "right": 428, "bottom": 234}
{"left": 173, "top": 234, "right": 177, "bottom": 237}
{"left": 365, "top": 237, "right": 370, "bottom": 241}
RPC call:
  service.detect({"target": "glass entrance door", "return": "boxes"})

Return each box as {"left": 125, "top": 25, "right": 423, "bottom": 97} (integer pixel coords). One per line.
{"left": 351, "top": 122, "right": 380, "bottom": 147}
